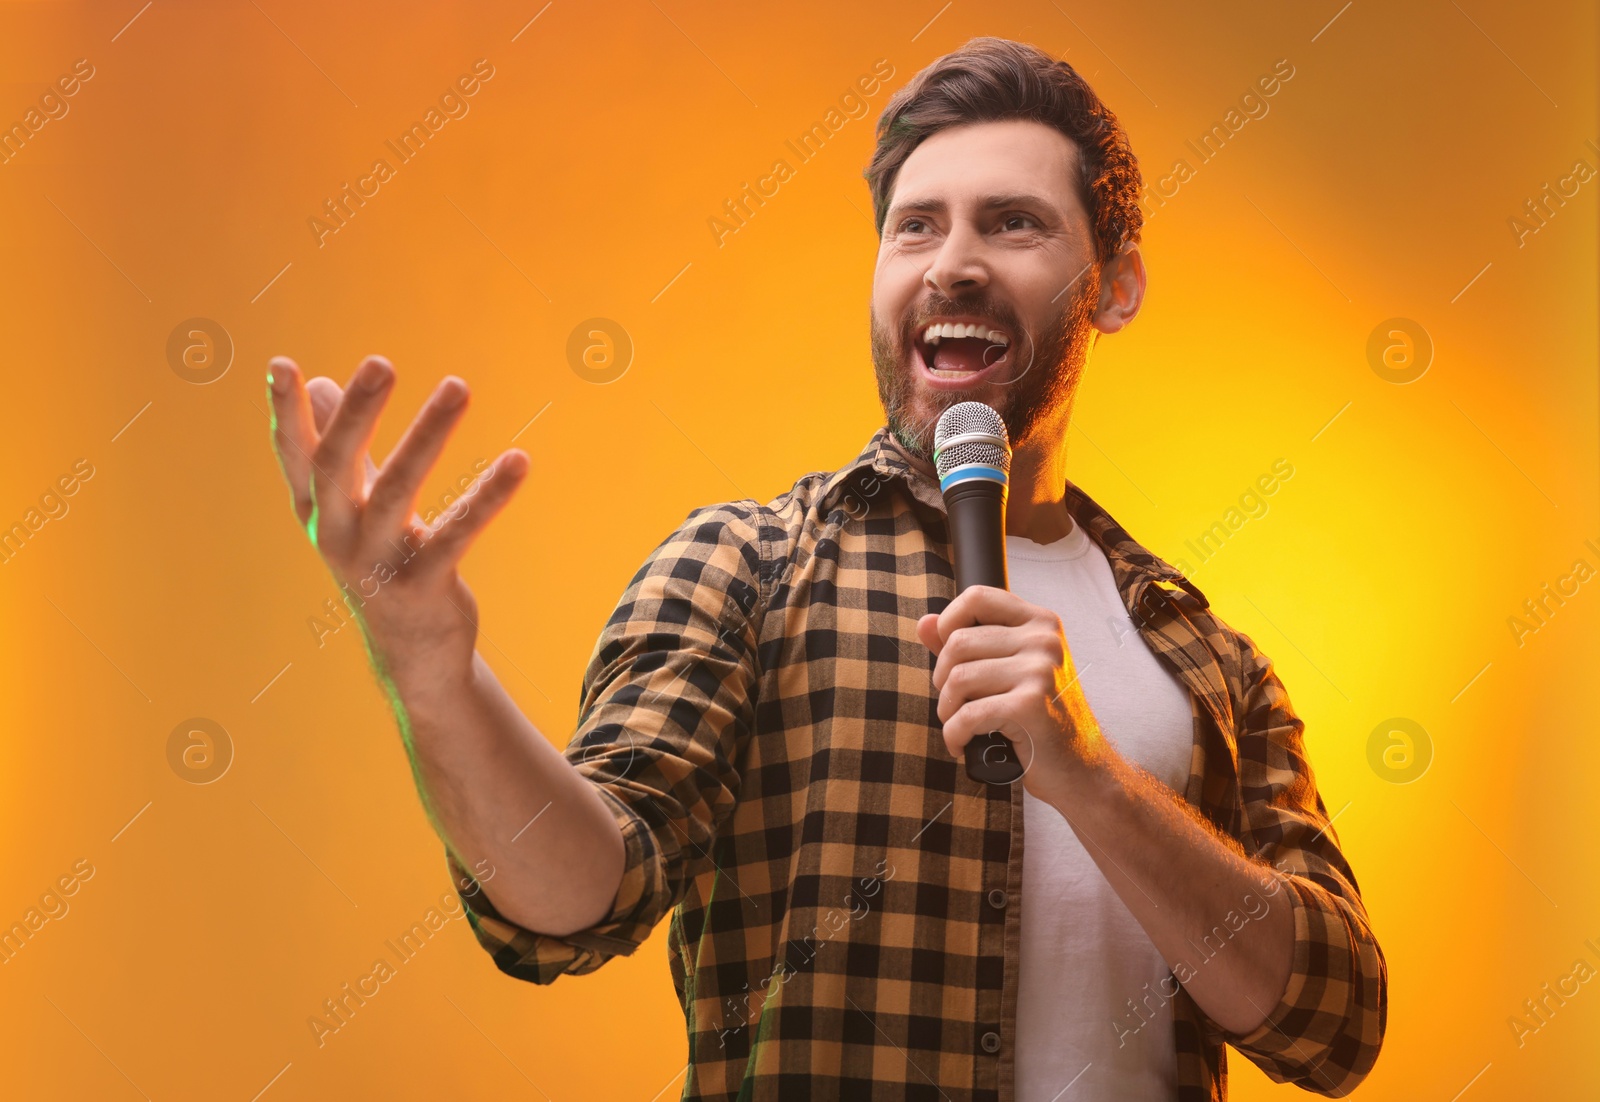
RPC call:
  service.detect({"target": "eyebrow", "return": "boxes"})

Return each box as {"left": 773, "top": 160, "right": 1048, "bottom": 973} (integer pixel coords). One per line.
{"left": 884, "top": 191, "right": 1061, "bottom": 224}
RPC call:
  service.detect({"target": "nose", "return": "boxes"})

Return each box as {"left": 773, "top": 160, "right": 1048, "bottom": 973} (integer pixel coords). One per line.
{"left": 922, "top": 223, "right": 989, "bottom": 297}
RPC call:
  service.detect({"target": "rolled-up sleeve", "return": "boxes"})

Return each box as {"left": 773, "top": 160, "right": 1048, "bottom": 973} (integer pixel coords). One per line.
{"left": 447, "top": 499, "right": 768, "bottom": 984}
{"left": 1217, "top": 628, "right": 1388, "bottom": 1094}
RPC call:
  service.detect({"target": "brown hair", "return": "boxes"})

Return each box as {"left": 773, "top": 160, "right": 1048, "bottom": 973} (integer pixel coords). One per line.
{"left": 864, "top": 37, "right": 1144, "bottom": 268}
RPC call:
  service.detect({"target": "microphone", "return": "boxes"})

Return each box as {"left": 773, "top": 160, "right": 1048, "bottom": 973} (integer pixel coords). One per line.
{"left": 933, "top": 401, "right": 1024, "bottom": 786}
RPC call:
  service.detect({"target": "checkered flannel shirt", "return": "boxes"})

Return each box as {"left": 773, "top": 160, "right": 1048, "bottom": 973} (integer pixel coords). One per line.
{"left": 447, "top": 425, "right": 1387, "bottom": 1100}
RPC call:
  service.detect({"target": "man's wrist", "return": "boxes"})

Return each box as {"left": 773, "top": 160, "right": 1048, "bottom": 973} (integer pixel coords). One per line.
{"left": 1041, "top": 741, "right": 1127, "bottom": 825}
{"left": 378, "top": 641, "right": 479, "bottom": 715}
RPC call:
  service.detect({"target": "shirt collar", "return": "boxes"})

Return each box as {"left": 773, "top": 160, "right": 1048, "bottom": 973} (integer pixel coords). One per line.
{"left": 820, "top": 425, "right": 1210, "bottom": 608}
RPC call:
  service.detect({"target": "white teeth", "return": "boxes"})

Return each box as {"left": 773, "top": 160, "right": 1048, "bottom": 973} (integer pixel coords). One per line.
{"left": 921, "top": 322, "right": 1010, "bottom": 346}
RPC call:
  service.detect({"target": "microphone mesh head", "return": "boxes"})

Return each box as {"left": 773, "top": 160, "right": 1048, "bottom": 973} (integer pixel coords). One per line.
{"left": 934, "top": 402, "right": 1011, "bottom": 481}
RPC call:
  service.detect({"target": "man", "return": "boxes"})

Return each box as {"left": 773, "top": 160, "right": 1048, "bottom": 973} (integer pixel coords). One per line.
{"left": 265, "top": 36, "right": 1384, "bottom": 1102}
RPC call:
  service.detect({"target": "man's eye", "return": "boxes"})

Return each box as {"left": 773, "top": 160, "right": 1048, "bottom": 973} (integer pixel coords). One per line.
{"left": 899, "top": 218, "right": 930, "bottom": 234}
{"left": 1002, "top": 214, "right": 1037, "bottom": 231}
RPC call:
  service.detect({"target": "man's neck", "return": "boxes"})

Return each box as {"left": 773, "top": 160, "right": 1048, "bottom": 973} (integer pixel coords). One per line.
{"left": 1005, "top": 442, "right": 1075, "bottom": 544}
{"left": 887, "top": 424, "right": 1075, "bottom": 545}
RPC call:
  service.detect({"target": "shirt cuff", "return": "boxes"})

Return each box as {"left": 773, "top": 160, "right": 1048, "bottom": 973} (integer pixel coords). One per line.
{"left": 447, "top": 786, "right": 665, "bottom": 984}
{"left": 1218, "top": 868, "right": 1385, "bottom": 1095}
{"left": 1220, "top": 868, "right": 1311, "bottom": 1052}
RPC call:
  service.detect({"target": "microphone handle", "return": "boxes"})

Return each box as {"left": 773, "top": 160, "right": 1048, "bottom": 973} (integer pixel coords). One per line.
{"left": 944, "top": 480, "right": 1025, "bottom": 786}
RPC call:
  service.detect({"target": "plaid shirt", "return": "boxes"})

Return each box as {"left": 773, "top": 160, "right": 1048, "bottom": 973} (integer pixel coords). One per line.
{"left": 447, "top": 425, "right": 1387, "bottom": 1100}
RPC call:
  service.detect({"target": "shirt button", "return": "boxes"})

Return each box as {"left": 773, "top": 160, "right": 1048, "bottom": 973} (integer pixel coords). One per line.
{"left": 980, "top": 1030, "right": 1001, "bottom": 1054}
{"left": 987, "top": 888, "right": 1007, "bottom": 909}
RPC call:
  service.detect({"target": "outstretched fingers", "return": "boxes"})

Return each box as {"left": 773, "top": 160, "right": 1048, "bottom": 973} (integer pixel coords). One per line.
{"left": 270, "top": 356, "right": 515, "bottom": 586}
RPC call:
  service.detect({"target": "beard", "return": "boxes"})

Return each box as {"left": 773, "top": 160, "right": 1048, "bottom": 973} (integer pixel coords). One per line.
{"left": 869, "top": 267, "right": 1101, "bottom": 463}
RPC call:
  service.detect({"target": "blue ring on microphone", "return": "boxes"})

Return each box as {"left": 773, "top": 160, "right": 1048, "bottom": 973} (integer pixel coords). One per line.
{"left": 938, "top": 465, "right": 1009, "bottom": 493}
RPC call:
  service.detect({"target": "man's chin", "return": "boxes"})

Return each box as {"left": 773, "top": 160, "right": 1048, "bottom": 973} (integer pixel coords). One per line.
{"left": 906, "top": 386, "right": 1006, "bottom": 443}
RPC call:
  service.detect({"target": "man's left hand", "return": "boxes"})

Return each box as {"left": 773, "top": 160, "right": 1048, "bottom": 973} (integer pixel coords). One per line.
{"left": 915, "top": 585, "right": 1110, "bottom": 803}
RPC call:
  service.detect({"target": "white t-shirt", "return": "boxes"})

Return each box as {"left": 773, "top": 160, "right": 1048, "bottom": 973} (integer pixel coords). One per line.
{"left": 1005, "top": 520, "right": 1195, "bottom": 1102}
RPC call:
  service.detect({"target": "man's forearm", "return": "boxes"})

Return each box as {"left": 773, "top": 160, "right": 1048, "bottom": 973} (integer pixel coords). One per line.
{"left": 386, "top": 649, "right": 625, "bottom": 937}
{"left": 1046, "top": 750, "right": 1295, "bottom": 1036}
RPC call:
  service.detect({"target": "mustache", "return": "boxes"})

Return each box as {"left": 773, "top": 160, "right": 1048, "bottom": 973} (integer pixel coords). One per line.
{"left": 901, "top": 293, "right": 1020, "bottom": 335}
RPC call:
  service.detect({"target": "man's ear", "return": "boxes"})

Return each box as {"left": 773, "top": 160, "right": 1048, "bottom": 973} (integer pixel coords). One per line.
{"left": 1092, "top": 243, "right": 1145, "bottom": 335}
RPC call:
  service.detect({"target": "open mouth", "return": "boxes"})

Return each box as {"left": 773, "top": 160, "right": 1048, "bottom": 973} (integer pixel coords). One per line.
{"left": 915, "top": 321, "right": 1011, "bottom": 381}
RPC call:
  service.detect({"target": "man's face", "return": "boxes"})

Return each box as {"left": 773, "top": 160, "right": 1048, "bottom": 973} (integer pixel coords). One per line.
{"left": 870, "top": 118, "right": 1106, "bottom": 462}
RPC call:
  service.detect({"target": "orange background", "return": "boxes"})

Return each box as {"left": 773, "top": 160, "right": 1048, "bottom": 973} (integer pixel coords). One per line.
{"left": 1, "top": 1, "right": 1596, "bottom": 1098}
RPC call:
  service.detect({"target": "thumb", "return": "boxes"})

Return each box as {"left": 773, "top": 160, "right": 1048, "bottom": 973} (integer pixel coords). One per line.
{"left": 916, "top": 613, "right": 942, "bottom": 653}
